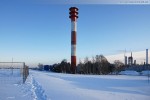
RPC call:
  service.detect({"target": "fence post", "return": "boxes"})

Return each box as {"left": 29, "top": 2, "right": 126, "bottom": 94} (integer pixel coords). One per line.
{"left": 23, "top": 63, "right": 25, "bottom": 83}
{"left": 22, "top": 62, "right": 29, "bottom": 83}
{"left": 24, "top": 65, "right": 29, "bottom": 83}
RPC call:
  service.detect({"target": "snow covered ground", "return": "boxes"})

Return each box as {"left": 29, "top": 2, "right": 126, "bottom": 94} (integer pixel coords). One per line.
{"left": 119, "top": 70, "right": 140, "bottom": 76}
{"left": 0, "top": 69, "right": 32, "bottom": 100}
{"left": 0, "top": 70, "right": 150, "bottom": 100}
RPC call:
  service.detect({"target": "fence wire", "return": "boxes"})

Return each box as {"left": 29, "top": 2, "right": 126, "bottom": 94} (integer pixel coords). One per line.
{"left": 0, "top": 62, "right": 29, "bottom": 84}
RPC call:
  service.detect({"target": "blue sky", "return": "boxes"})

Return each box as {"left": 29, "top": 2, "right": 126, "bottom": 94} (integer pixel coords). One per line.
{"left": 0, "top": 0, "right": 150, "bottom": 67}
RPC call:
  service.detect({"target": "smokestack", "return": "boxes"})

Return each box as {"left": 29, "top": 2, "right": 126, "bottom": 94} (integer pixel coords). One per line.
{"left": 124, "top": 56, "right": 127, "bottom": 66}
{"left": 131, "top": 52, "right": 133, "bottom": 65}
{"left": 134, "top": 60, "right": 136, "bottom": 65}
{"left": 146, "top": 49, "right": 148, "bottom": 65}
{"left": 69, "top": 7, "right": 78, "bottom": 74}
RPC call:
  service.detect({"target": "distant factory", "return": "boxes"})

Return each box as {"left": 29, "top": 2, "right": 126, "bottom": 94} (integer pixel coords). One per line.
{"left": 124, "top": 49, "right": 149, "bottom": 66}
{"left": 124, "top": 52, "right": 135, "bottom": 66}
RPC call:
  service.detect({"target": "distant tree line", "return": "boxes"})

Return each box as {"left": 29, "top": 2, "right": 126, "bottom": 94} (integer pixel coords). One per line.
{"left": 38, "top": 59, "right": 71, "bottom": 73}
{"left": 37, "top": 55, "right": 127, "bottom": 75}
{"left": 36, "top": 54, "right": 150, "bottom": 75}
{"left": 77, "top": 55, "right": 112, "bottom": 74}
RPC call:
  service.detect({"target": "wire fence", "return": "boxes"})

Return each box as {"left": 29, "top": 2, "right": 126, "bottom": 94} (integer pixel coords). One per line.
{"left": 0, "top": 62, "right": 29, "bottom": 84}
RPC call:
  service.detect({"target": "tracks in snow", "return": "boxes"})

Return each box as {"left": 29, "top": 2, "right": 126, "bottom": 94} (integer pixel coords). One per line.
{"left": 24, "top": 75, "right": 47, "bottom": 100}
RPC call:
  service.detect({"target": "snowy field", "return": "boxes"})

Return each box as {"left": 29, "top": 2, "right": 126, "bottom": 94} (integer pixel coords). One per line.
{"left": 0, "top": 70, "right": 150, "bottom": 100}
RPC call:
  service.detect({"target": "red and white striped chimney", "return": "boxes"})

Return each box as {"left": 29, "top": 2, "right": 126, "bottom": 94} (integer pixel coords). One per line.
{"left": 69, "top": 7, "right": 78, "bottom": 74}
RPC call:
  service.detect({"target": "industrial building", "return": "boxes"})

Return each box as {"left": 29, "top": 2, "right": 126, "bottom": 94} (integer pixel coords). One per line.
{"left": 128, "top": 52, "right": 133, "bottom": 65}
{"left": 124, "top": 49, "right": 149, "bottom": 66}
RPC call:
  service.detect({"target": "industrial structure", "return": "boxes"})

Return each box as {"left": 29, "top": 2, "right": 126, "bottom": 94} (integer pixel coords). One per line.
{"left": 146, "top": 49, "right": 148, "bottom": 65}
{"left": 69, "top": 7, "right": 78, "bottom": 73}
{"left": 124, "top": 56, "right": 127, "bottom": 66}
{"left": 124, "top": 49, "right": 149, "bottom": 71}
{"left": 124, "top": 49, "right": 149, "bottom": 66}
{"left": 128, "top": 52, "right": 133, "bottom": 65}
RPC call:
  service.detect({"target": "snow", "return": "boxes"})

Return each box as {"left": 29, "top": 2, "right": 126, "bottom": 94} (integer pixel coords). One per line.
{"left": 119, "top": 70, "right": 140, "bottom": 76}
{"left": 30, "top": 70, "right": 150, "bottom": 100}
{"left": 0, "top": 69, "right": 150, "bottom": 100}
{"left": 142, "top": 70, "right": 150, "bottom": 76}
{"left": 0, "top": 69, "right": 32, "bottom": 100}
{"left": 119, "top": 70, "right": 150, "bottom": 76}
